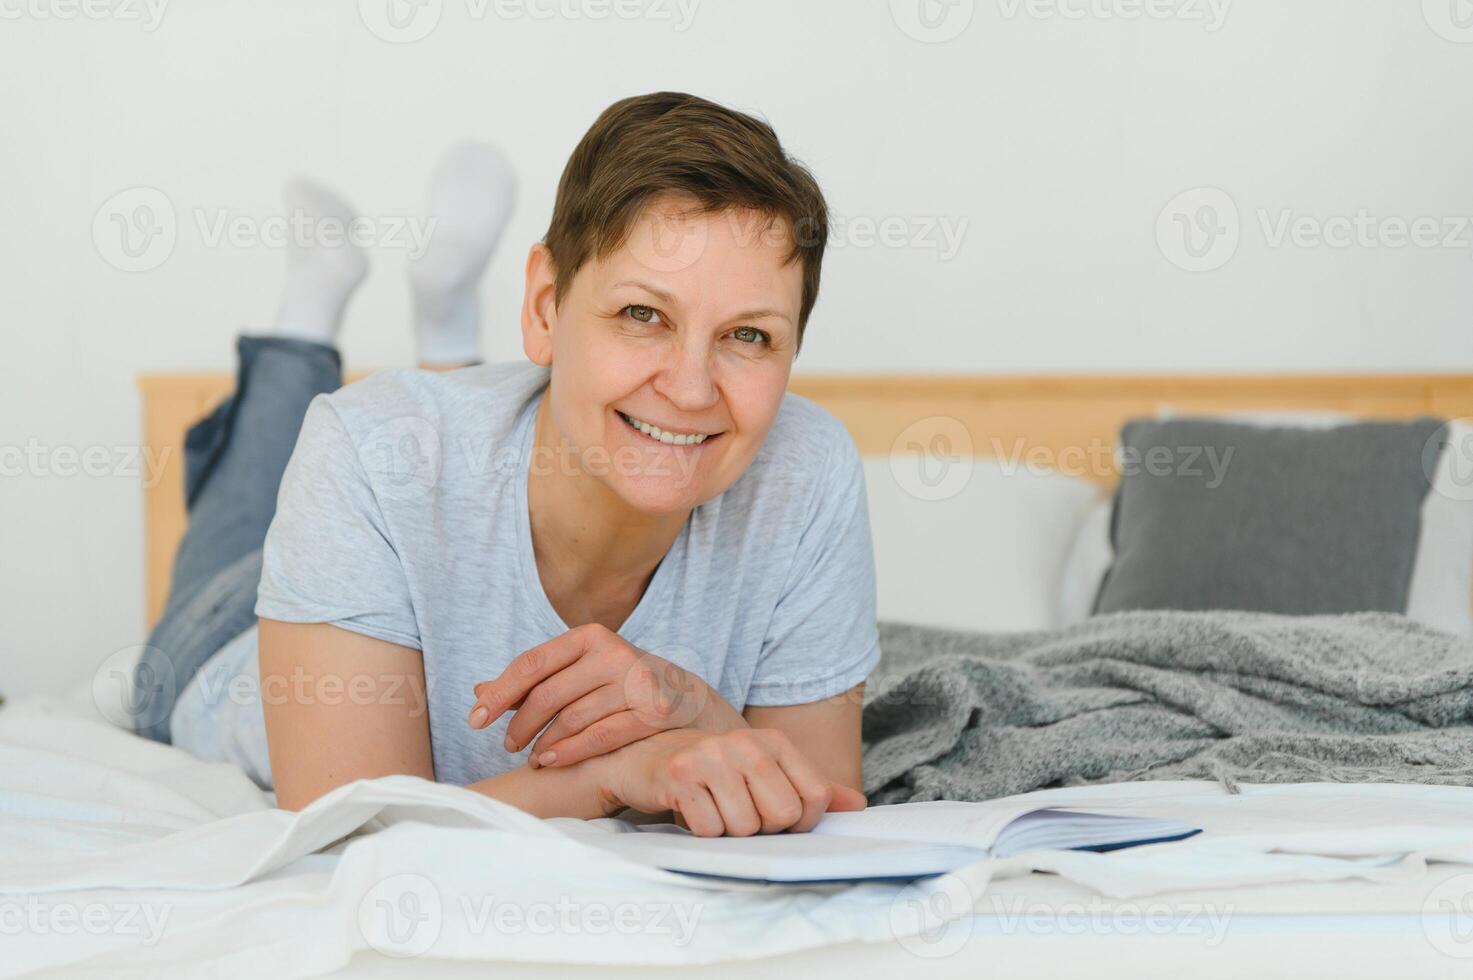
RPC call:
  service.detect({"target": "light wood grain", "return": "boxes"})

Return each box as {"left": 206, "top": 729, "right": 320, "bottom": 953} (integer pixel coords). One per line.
{"left": 138, "top": 371, "right": 1473, "bottom": 627}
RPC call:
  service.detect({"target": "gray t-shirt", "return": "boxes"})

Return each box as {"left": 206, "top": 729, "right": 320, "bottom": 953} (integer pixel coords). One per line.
{"left": 255, "top": 362, "right": 880, "bottom": 786}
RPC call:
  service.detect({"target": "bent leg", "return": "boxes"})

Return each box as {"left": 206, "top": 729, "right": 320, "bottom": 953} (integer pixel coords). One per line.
{"left": 170, "top": 334, "right": 341, "bottom": 597}
{"left": 136, "top": 335, "right": 340, "bottom": 743}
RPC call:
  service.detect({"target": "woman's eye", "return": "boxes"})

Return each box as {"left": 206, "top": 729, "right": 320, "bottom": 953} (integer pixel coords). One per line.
{"left": 732, "top": 326, "right": 769, "bottom": 345}
{"left": 624, "top": 305, "right": 659, "bottom": 324}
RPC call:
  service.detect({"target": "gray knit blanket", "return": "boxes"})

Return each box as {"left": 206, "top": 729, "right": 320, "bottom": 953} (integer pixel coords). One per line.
{"left": 862, "top": 611, "right": 1473, "bottom": 804}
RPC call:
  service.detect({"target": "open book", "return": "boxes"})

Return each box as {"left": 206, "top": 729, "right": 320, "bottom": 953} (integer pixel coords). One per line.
{"left": 556, "top": 800, "right": 1201, "bottom": 883}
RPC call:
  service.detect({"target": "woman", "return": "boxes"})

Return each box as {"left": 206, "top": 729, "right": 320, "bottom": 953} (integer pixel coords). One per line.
{"left": 139, "top": 92, "right": 878, "bottom": 837}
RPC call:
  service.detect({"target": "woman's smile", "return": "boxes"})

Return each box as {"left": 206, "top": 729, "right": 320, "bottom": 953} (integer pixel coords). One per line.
{"left": 616, "top": 409, "right": 723, "bottom": 448}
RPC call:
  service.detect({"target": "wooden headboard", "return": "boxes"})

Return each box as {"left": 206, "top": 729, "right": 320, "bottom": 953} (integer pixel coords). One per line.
{"left": 138, "top": 371, "right": 1473, "bottom": 626}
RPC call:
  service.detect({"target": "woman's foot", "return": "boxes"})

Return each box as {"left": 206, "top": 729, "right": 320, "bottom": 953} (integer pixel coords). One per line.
{"left": 410, "top": 141, "right": 517, "bottom": 369}
{"left": 270, "top": 178, "right": 369, "bottom": 345}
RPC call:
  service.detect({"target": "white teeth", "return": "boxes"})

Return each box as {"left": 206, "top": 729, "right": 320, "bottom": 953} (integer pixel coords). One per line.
{"left": 620, "top": 413, "right": 710, "bottom": 446}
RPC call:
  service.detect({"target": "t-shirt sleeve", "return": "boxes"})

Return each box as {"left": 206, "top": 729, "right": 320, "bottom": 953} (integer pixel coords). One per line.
{"left": 254, "top": 395, "right": 422, "bottom": 650}
{"left": 745, "top": 427, "right": 881, "bottom": 706}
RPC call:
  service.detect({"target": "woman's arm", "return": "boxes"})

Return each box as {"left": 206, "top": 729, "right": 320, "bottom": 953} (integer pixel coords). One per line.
{"left": 259, "top": 619, "right": 611, "bottom": 815}
{"left": 743, "top": 683, "right": 865, "bottom": 794}
{"left": 259, "top": 619, "right": 434, "bottom": 809}
{"left": 259, "top": 619, "right": 859, "bottom": 831}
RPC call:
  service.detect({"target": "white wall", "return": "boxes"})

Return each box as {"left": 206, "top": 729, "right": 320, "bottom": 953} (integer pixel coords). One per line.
{"left": 4, "top": 0, "right": 1473, "bottom": 698}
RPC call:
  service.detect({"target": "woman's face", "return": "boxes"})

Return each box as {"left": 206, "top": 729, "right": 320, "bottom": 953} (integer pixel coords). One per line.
{"left": 522, "top": 193, "right": 803, "bottom": 516}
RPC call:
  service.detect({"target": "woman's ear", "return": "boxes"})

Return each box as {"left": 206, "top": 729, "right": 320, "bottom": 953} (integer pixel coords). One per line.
{"left": 521, "top": 242, "right": 558, "bottom": 366}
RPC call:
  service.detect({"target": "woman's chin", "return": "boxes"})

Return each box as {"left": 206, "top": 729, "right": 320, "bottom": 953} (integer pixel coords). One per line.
{"left": 607, "top": 475, "right": 713, "bottom": 518}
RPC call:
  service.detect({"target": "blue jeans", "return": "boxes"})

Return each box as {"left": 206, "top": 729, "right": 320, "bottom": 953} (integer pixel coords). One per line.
{"left": 133, "top": 334, "right": 340, "bottom": 744}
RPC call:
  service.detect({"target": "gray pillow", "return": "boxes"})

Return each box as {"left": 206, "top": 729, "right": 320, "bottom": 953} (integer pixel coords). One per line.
{"left": 1094, "top": 417, "right": 1446, "bottom": 616}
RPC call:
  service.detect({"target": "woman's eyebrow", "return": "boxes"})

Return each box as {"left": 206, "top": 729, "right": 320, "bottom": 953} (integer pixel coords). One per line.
{"left": 610, "top": 279, "right": 792, "bottom": 325}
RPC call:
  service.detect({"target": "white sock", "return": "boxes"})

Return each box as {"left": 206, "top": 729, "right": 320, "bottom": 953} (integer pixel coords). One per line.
{"left": 270, "top": 178, "right": 368, "bottom": 345}
{"left": 410, "top": 141, "right": 517, "bottom": 366}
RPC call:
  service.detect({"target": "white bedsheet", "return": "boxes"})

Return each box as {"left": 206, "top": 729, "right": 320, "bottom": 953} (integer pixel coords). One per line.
{"left": 6, "top": 694, "right": 1473, "bottom": 978}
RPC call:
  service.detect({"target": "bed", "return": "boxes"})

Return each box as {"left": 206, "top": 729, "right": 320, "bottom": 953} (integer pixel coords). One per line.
{"left": 7, "top": 370, "right": 1473, "bottom": 979}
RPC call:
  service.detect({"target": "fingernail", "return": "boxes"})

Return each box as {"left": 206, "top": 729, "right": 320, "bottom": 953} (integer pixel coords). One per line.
{"left": 469, "top": 706, "right": 489, "bottom": 728}
{"left": 537, "top": 751, "right": 557, "bottom": 766}
{"left": 504, "top": 735, "right": 517, "bottom": 752}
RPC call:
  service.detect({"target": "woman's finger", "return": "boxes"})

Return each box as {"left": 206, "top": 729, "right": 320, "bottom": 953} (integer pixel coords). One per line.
{"left": 500, "top": 655, "right": 609, "bottom": 750}
{"left": 469, "top": 625, "right": 608, "bottom": 729}
{"left": 534, "top": 710, "right": 653, "bottom": 768}
{"left": 528, "top": 684, "right": 626, "bottom": 763}
{"left": 828, "top": 784, "right": 868, "bottom": 813}
{"left": 765, "top": 734, "right": 835, "bottom": 833}
{"left": 672, "top": 784, "right": 724, "bottom": 838}
{"left": 740, "top": 755, "right": 805, "bottom": 833}
{"left": 703, "top": 766, "right": 763, "bottom": 838}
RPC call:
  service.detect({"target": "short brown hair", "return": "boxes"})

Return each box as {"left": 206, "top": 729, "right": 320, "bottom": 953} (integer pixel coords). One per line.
{"left": 543, "top": 91, "right": 829, "bottom": 342}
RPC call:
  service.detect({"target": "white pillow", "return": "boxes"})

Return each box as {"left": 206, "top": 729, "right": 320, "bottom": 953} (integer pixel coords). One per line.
{"left": 1057, "top": 413, "right": 1473, "bottom": 635}
{"left": 864, "top": 455, "right": 1102, "bottom": 632}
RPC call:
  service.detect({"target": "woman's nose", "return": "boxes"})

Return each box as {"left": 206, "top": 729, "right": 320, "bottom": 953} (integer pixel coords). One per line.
{"left": 653, "top": 348, "right": 719, "bottom": 413}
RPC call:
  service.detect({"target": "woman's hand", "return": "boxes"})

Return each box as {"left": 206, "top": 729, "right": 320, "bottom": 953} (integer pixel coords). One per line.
{"left": 591, "top": 728, "right": 867, "bottom": 837}
{"left": 468, "top": 623, "right": 745, "bottom": 768}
